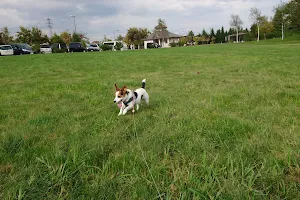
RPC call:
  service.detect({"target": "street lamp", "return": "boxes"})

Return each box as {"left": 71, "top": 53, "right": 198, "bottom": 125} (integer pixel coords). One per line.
{"left": 70, "top": 15, "right": 77, "bottom": 33}
{"left": 282, "top": 14, "right": 288, "bottom": 40}
{"left": 114, "top": 30, "right": 119, "bottom": 40}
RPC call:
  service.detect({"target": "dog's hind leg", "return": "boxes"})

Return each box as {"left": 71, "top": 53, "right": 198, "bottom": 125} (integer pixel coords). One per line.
{"left": 143, "top": 92, "right": 149, "bottom": 105}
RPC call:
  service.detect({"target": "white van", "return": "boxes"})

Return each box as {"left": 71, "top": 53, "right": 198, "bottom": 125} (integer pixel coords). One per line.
{"left": 102, "top": 41, "right": 127, "bottom": 51}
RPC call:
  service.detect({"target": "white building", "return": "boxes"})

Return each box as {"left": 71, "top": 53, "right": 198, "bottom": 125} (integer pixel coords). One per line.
{"left": 144, "top": 30, "right": 182, "bottom": 49}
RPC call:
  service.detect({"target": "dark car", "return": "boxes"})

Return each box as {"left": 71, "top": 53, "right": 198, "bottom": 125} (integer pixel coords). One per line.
{"left": 51, "top": 43, "right": 68, "bottom": 53}
{"left": 147, "top": 43, "right": 161, "bottom": 49}
{"left": 10, "top": 43, "right": 34, "bottom": 55}
{"left": 68, "top": 42, "right": 86, "bottom": 52}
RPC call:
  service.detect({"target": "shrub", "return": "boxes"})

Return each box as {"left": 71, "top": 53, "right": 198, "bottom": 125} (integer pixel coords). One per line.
{"left": 32, "top": 43, "right": 40, "bottom": 54}
{"left": 169, "top": 42, "right": 178, "bottom": 47}
{"left": 115, "top": 42, "right": 123, "bottom": 51}
{"left": 52, "top": 48, "right": 66, "bottom": 53}
{"left": 100, "top": 44, "right": 113, "bottom": 51}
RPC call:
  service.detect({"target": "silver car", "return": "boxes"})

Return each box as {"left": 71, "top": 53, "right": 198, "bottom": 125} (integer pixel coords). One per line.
{"left": 87, "top": 44, "right": 100, "bottom": 51}
{"left": 40, "top": 44, "right": 52, "bottom": 54}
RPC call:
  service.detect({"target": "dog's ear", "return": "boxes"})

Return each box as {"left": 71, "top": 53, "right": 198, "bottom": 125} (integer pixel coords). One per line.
{"left": 120, "top": 85, "right": 127, "bottom": 94}
{"left": 121, "top": 85, "right": 127, "bottom": 91}
{"left": 114, "top": 83, "right": 120, "bottom": 91}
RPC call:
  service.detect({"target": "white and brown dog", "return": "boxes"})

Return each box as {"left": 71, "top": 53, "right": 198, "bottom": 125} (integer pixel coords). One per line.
{"left": 114, "top": 79, "right": 149, "bottom": 116}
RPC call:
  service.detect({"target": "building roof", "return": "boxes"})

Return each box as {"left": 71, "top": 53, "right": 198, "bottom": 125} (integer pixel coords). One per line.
{"left": 227, "top": 33, "right": 246, "bottom": 37}
{"left": 145, "top": 30, "right": 182, "bottom": 40}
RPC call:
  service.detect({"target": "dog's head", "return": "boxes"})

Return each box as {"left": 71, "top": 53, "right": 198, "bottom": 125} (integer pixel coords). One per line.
{"left": 113, "top": 83, "right": 127, "bottom": 104}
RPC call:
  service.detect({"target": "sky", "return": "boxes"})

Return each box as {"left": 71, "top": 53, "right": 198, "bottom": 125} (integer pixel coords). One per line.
{"left": 0, "top": 0, "right": 286, "bottom": 42}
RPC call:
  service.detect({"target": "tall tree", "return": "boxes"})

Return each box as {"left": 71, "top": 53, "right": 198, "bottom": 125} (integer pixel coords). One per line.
{"left": 72, "top": 32, "right": 81, "bottom": 42}
{"left": 272, "top": 2, "right": 289, "bottom": 37}
{"left": 210, "top": 28, "right": 215, "bottom": 43}
{"left": 249, "top": 7, "right": 264, "bottom": 41}
{"left": 0, "top": 27, "right": 13, "bottom": 44}
{"left": 50, "top": 33, "right": 64, "bottom": 44}
{"left": 260, "top": 17, "right": 275, "bottom": 39}
{"left": 125, "top": 27, "right": 149, "bottom": 49}
{"left": 230, "top": 14, "right": 243, "bottom": 43}
{"left": 31, "top": 26, "right": 49, "bottom": 45}
{"left": 215, "top": 29, "right": 221, "bottom": 43}
{"left": 187, "top": 30, "right": 194, "bottom": 43}
{"left": 60, "top": 32, "right": 72, "bottom": 45}
{"left": 221, "top": 26, "right": 225, "bottom": 43}
{"left": 16, "top": 26, "right": 32, "bottom": 44}
{"left": 116, "top": 34, "right": 123, "bottom": 41}
{"left": 288, "top": 0, "right": 300, "bottom": 33}
{"left": 202, "top": 29, "right": 208, "bottom": 37}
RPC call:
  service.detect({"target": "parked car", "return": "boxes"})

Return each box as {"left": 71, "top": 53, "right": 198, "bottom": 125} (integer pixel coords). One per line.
{"left": 40, "top": 44, "right": 52, "bottom": 54}
{"left": 10, "top": 43, "right": 34, "bottom": 55}
{"left": 51, "top": 43, "right": 68, "bottom": 53}
{"left": 86, "top": 44, "right": 100, "bottom": 51}
{"left": 102, "top": 41, "right": 128, "bottom": 51}
{"left": 68, "top": 42, "right": 86, "bottom": 52}
{"left": 0, "top": 45, "right": 14, "bottom": 56}
{"left": 147, "top": 43, "right": 161, "bottom": 49}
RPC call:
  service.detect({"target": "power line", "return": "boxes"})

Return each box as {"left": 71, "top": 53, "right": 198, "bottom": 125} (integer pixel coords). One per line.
{"left": 46, "top": 17, "right": 53, "bottom": 37}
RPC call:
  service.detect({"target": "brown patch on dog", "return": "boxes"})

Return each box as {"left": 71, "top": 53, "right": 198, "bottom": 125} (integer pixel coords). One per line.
{"left": 120, "top": 85, "right": 127, "bottom": 96}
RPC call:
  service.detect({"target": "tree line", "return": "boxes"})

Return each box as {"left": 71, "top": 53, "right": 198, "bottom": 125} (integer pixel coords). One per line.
{"left": 0, "top": 26, "right": 87, "bottom": 52}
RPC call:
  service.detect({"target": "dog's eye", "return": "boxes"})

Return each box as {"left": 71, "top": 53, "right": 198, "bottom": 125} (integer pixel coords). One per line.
{"left": 118, "top": 95, "right": 121, "bottom": 98}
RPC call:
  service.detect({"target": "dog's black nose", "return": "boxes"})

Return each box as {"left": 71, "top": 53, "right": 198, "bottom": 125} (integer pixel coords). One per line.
{"left": 114, "top": 100, "right": 116, "bottom": 103}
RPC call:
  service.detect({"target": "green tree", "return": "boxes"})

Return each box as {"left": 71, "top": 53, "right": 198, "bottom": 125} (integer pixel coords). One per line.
{"left": 125, "top": 27, "right": 149, "bottom": 49}
{"left": 272, "top": 2, "right": 289, "bottom": 37}
{"left": 72, "top": 32, "right": 81, "bottom": 42}
{"left": 0, "top": 27, "right": 13, "bottom": 44}
{"left": 249, "top": 7, "right": 263, "bottom": 41}
{"left": 31, "top": 26, "right": 49, "bottom": 44}
{"left": 221, "top": 26, "right": 225, "bottom": 43}
{"left": 179, "top": 37, "right": 188, "bottom": 46}
{"left": 116, "top": 34, "right": 123, "bottom": 41}
{"left": 60, "top": 32, "right": 72, "bottom": 45}
{"left": 260, "top": 17, "right": 275, "bottom": 39}
{"left": 215, "top": 29, "right": 221, "bottom": 43}
{"left": 202, "top": 29, "right": 208, "bottom": 38}
{"left": 230, "top": 14, "right": 243, "bottom": 43}
{"left": 288, "top": 0, "right": 300, "bottom": 33}
{"left": 210, "top": 28, "right": 215, "bottom": 43}
{"left": 187, "top": 30, "right": 194, "bottom": 43}
{"left": 16, "top": 26, "right": 32, "bottom": 44}
{"left": 193, "top": 36, "right": 201, "bottom": 45}
{"left": 50, "top": 33, "right": 64, "bottom": 44}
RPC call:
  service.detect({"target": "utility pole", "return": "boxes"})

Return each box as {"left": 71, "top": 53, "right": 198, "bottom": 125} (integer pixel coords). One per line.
{"left": 70, "top": 15, "right": 77, "bottom": 33}
{"left": 46, "top": 17, "right": 53, "bottom": 37}
{"left": 114, "top": 30, "right": 119, "bottom": 40}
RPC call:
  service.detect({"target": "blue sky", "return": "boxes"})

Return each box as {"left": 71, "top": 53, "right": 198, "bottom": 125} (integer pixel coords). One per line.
{"left": 0, "top": 0, "right": 285, "bottom": 41}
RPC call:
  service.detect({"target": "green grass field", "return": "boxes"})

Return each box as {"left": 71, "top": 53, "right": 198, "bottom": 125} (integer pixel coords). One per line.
{"left": 1, "top": 41, "right": 300, "bottom": 199}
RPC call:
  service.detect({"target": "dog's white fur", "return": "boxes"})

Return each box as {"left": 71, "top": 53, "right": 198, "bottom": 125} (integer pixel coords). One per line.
{"left": 114, "top": 79, "right": 149, "bottom": 116}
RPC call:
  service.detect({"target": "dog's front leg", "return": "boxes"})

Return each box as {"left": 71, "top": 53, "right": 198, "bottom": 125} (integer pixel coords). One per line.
{"left": 118, "top": 104, "right": 125, "bottom": 116}
{"left": 118, "top": 108, "right": 123, "bottom": 116}
{"left": 122, "top": 104, "right": 133, "bottom": 115}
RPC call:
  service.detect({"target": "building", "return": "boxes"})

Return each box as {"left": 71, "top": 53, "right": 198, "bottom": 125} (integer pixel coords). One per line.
{"left": 143, "top": 22, "right": 182, "bottom": 49}
{"left": 225, "top": 33, "right": 246, "bottom": 43}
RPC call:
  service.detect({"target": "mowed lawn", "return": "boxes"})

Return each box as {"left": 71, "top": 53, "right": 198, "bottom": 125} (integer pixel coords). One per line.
{"left": 1, "top": 42, "right": 300, "bottom": 199}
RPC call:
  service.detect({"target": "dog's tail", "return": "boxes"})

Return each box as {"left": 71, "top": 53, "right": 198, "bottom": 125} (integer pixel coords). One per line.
{"left": 141, "top": 79, "right": 146, "bottom": 89}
